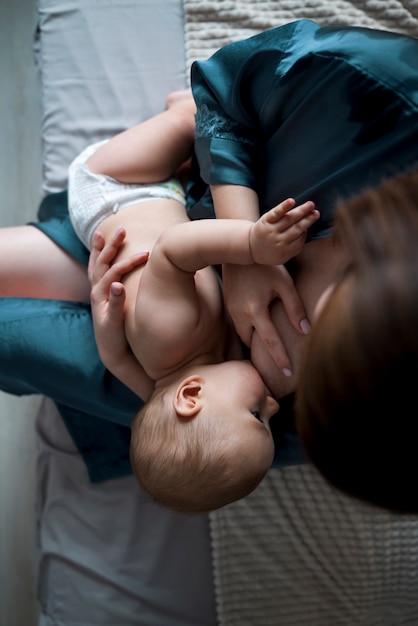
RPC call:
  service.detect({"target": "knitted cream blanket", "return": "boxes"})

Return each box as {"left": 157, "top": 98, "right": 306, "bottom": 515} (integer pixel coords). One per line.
{"left": 184, "top": 0, "right": 418, "bottom": 68}
{"left": 183, "top": 3, "right": 418, "bottom": 625}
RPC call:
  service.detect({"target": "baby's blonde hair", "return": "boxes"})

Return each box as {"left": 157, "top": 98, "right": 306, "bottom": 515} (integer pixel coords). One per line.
{"left": 130, "top": 386, "right": 268, "bottom": 513}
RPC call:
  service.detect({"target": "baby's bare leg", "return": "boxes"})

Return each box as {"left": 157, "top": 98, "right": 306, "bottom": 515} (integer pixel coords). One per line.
{"left": 0, "top": 225, "right": 90, "bottom": 301}
{"left": 86, "top": 94, "right": 196, "bottom": 185}
{"left": 165, "top": 89, "right": 193, "bottom": 109}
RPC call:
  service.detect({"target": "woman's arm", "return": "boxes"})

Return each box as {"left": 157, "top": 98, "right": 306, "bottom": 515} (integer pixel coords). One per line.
{"left": 0, "top": 225, "right": 91, "bottom": 301}
{"left": 210, "top": 184, "right": 316, "bottom": 374}
{"left": 190, "top": 24, "right": 317, "bottom": 374}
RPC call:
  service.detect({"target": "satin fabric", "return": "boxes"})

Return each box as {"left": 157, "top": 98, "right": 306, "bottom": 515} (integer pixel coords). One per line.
{"left": 191, "top": 19, "right": 418, "bottom": 237}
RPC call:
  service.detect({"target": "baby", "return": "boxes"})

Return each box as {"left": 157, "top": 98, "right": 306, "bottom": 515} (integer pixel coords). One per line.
{"left": 69, "top": 92, "right": 319, "bottom": 512}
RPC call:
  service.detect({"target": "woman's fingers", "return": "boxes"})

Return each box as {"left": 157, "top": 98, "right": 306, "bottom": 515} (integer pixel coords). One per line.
{"left": 105, "top": 281, "right": 127, "bottom": 329}
{"left": 106, "top": 252, "right": 150, "bottom": 284}
{"left": 88, "top": 227, "right": 148, "bottom": 287}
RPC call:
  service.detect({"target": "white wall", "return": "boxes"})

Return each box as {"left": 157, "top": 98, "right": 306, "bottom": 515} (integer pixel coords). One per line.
{"left": 0, "top": 0, "right": 42, "bottom": 623}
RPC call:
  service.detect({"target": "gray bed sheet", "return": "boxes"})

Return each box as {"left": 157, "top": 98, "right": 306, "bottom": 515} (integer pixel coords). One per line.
{"left": 35, "top": 1, "right": 216, "bottom": 624}
{"left": 37, "top": 0, "right": 187, "bottom": 196}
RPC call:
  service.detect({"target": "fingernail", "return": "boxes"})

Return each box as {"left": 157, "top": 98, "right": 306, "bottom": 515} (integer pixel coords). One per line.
{"left": 282, "top": 368, "right": 293, "bottom": 378}
{"left": 111, "top": 282, "right": 123, "bottom": 296}
{"left": 300, "top": 318, "right": 311, "bottom": 334}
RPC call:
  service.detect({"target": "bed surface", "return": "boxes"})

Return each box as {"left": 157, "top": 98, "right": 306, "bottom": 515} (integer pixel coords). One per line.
{"left": 36, "top": 1, "right": 418, "bottom": 624}
{"left": 37, "top": 0, "right": 187, "bottom": 196}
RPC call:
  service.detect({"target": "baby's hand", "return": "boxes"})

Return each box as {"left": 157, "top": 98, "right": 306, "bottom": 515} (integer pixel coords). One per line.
{"left": 249, "top": 198, "right": 319, "bottom": 265}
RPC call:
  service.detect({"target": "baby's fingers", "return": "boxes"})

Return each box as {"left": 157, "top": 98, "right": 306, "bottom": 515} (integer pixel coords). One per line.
{"left": 266, "top": 200, "right": 317, "bottom": 229}
{"left": 265, "top": 198, "right": 296, "bottom": 223}
{"left": 291, "top": 204, "right": 320, "bottom": 235}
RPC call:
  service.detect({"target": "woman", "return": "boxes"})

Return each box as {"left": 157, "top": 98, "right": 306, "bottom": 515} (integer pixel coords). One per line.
{"left": 187, "top": 19, "right": 418, "bottom": 512}
{"left": 190, "top": 18, "right": 418, "bottom": 386}
{"left": 296, "top": 168, "right": 418, "bottom": 513}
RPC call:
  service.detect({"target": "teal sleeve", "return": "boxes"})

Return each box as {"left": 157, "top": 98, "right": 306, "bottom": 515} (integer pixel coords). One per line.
{"left": 0, "top": 297, "right": 143, "bottom": 482}
{"left": 0, "top": 298, "right": 141, "bottom": 426}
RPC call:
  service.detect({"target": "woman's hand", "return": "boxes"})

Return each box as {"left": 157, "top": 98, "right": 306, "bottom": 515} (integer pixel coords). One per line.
{"left": 222, "top": 262, "right": 310, "bottom": 376}
{"left": 88, "top": 228, "right": 152, "bottom": 397}
{"left": 88, "top": 227, "right": 149, "bottom": 362}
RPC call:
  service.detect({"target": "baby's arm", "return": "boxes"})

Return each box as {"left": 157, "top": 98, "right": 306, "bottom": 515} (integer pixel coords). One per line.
{"left": 151, "top": 197, "right": 317, "bottom": 274}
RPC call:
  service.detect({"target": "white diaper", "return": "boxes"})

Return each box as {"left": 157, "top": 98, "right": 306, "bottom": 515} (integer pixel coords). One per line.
{"left": 68, "top": 140, "right": 186, "bottom": 249}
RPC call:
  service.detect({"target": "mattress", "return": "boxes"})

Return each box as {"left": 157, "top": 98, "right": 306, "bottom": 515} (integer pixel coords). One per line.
{"left": 36, "top": 1, "right": 418, "bottom": 624}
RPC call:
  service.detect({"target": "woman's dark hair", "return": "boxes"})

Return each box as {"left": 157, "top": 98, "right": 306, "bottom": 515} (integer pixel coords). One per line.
{"left": 296, "top": 168, "right": 418, "bottom": 513}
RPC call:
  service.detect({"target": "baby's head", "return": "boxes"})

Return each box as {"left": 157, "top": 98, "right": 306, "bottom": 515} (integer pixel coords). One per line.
{"left": 130, "top": 361, "right": 277, "bottom": 513}
{"left": 296, "top": 168, "right": 418, "bottom": 514}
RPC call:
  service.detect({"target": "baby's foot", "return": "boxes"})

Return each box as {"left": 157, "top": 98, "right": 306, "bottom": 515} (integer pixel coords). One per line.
{"left": 165, "top": 89, "right": 193, "bottom": 110}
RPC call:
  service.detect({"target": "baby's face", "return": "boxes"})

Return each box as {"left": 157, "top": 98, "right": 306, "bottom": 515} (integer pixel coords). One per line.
{"left": 205, "top": 360, "right": 277, "bottom": 467}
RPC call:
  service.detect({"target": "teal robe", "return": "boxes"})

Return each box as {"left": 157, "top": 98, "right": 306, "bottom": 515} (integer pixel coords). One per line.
{"left": 191, "top": 19, "right": 418, "bottom": 234}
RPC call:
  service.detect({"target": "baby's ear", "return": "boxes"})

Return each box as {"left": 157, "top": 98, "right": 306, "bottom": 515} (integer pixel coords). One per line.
{"left": 173, "top": 375, "right": 203, "bottom": 418}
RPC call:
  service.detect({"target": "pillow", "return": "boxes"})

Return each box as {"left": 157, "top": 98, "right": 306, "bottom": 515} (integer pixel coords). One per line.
{"left": 36, "top": 0, "right": 187, "bottom": 196}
